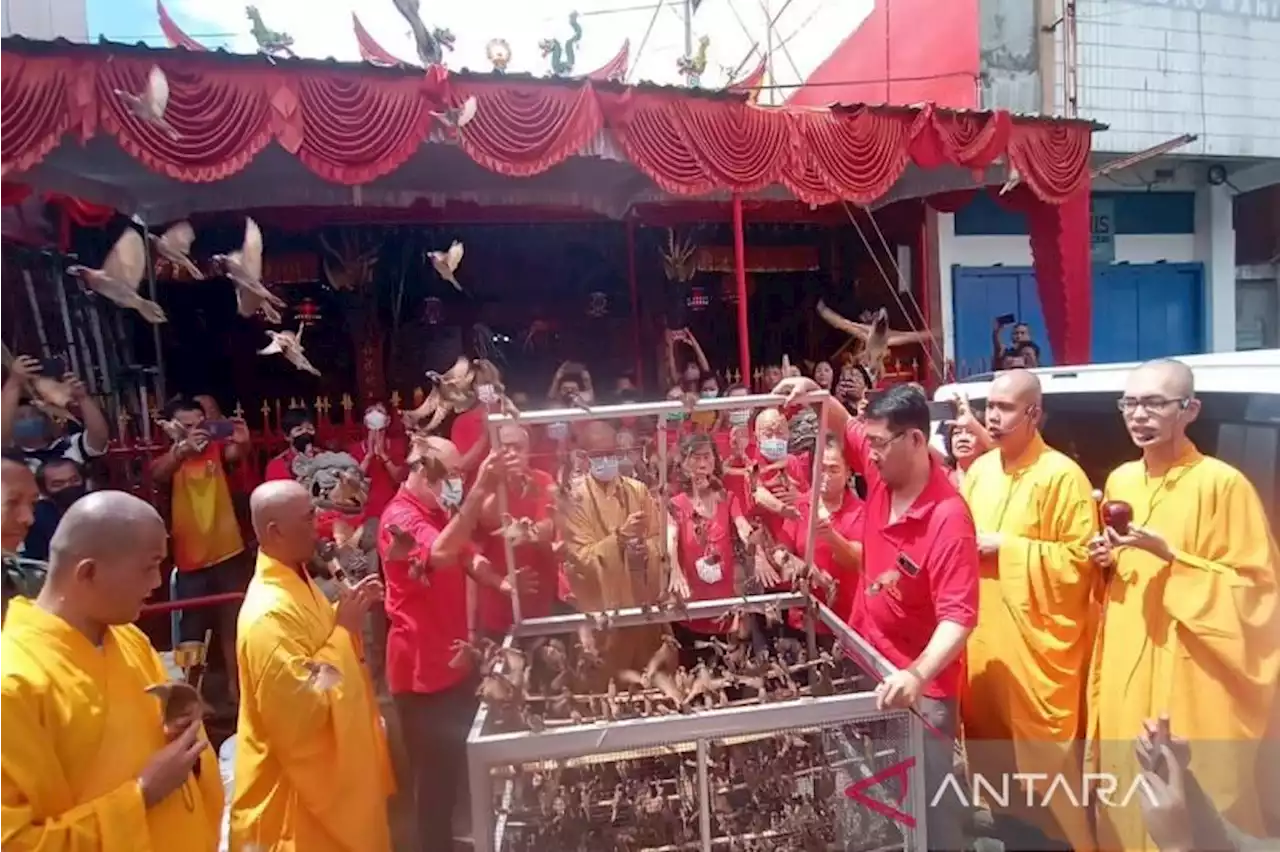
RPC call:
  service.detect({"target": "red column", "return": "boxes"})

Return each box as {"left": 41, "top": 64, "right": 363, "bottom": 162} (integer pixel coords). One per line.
{"left": 732, "top": 194, "right": 750, "bottom": 383}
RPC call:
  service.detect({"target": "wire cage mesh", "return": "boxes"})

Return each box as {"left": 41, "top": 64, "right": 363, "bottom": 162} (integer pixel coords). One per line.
{"left": 463, "top": 394, "right": 928, "bottom": 851}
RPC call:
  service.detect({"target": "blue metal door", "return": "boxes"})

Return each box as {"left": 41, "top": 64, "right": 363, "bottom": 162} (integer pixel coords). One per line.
{"left": 952, "top": 263, "right": 1204, "bottom": 373}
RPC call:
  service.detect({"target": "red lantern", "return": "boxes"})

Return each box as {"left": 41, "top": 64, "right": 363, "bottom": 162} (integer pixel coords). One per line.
{"left": 586, "top": 291, "right": 608, "bottom": 318}
{"left": 295, "top": 297, "right": 322, "bottom": 327}
{"left": 422, "top": 297, "right": 443, "bottom": 325}
{"left": 686, "top": 284, "right": 709, "bottom": 311}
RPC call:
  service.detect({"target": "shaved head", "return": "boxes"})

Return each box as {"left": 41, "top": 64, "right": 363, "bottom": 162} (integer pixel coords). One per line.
{"left": 754, "top": 408, "right": 788, "bottom": 438}
{"left": 2, "top": 457, "right": 38, "bottom": 552}
{"left": 985, "top": 369, "right": 1043, "bottom": 455}
{"left": 1121, "top": 359, "right": 1199, "bottom": 452}
{"left": 251, "top": 480, "right": 317, "bottom": 566}
{"left": 580, "top": 420, "right": 617, "bottom": 452}
{"left": 1128, "top": 358, "right": 1195, "bottom": 398}
{"left": 43, "top": 491, "right": 167, "bottom": 625}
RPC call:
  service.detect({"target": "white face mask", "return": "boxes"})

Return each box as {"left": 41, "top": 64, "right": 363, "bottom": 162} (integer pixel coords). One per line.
{"left": 695, "top": 556, "right": 723, "bottom": 584}
{"left": 364, "top": 410, "right": 389, "bottom": 431}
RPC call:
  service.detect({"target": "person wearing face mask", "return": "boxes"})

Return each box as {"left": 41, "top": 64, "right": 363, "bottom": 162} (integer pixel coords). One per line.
{"left": 2, "top": 354, "right": 110, "bottom": 474}
{"left": 957, "top": 370, "right": 1097, "bottom": 851}
{"left": 264, "top": 408, "right": 318, "bottom": 482}
{"left": 347, "top": 402, "right": 407, "bottom": 519}
{"left": 20, "top": 458, "right": 87, "bottom": 562}
{"left": 745, "top": 408, "right": 812, "bottom": 563}
{"left": 715, "top": 385, "right": 755, "bottom": 506}
{"left": 1087, "top": 360, "right": 1279, "bottom": 852}
{"left": 664, "top": 328, "right": 710, "bottom": 392}
{"left": 378, "top": 439, "right": 517, "bottom": 852}
{"left": 562, "top": 420, "right": 667, "bottom": 675}
{"left": 666, "top": 434, "right": 753, "bottom": 647}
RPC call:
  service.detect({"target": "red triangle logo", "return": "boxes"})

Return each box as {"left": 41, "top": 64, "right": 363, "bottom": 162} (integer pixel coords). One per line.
{"left": 842, "top": 756, "right": 917, "bottom": 828}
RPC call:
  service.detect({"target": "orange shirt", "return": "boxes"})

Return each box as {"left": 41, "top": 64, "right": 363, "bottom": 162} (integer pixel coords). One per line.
{"left": 170, "top": 442, "right": 244, "bottom": 572}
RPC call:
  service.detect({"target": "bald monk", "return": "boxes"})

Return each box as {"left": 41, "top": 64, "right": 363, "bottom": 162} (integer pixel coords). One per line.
{"left": 2, "top": 491, "right": 223, "bottom": 850}
{"left": 1088, "top": 359, "right": 1279, "bottom": 852}
{"left": 958, "top": 370, "right": 1097, "bottom": 850}
{"left": 231, "top": 480, "right": 392, "bottom": 852}
{"left": 2, "top": 454, "right": 40, "bottom": 617}
{"left": 562, "top": 419, "right": 667, "bottom": 673}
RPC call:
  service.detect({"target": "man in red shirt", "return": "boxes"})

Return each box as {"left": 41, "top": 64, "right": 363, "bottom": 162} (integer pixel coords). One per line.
{"left": 378, "top": 438, "right": 514, "bottom": 852}
{"left": 263, "top": 408, "right": 317, "bottom": 482}
{"left": 475, "top": 424, "right": 556, "bottom": 637}
{"left": 774, "top": 378, "right": 977, "bottom": 852}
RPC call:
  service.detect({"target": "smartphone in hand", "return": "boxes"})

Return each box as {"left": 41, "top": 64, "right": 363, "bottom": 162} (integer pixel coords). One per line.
{"left": 203, "top": 419, "right": 237, "bottom": 440}
{"left": 996, "top": 313, "right": 1016, "bottom": 326}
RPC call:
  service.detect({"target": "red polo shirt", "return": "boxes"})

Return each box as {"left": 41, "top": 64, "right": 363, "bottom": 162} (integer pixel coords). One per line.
{"left": 842, "top": 420, "right": 978, "bottom": 700}
{"left": 476, "top": 469, "right": 558, "bottom": 634}
{"left": 450, "top": 406, "right": 488, "bottom": 483}
{"left": 263, "top": 449, "right": 297, "bottom": 482}
{"left": 378, "top": 486, "right": 470, "bottom": 695}
{"left": 670, "top": 492, "right": 742, "bottom": 634}
{"left": 779, "top": 489, "right": 864, "bottom": 633}
{"left": 746, "top": 449, "right": 813, "bottom": 544}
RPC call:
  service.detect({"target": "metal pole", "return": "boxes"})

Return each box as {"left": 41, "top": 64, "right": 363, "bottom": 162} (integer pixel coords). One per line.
{"left": 52, "top": 266, "right": 81, "bottom": 379}
{"left": 731, "top": 195, "right": 750, "bottom": 384}
{"left": 697, "top": 738, "right": 712, "bottom": 852}
{"left": 137, "top": 217, "right": 168, "bottom": 402}
{"left": 763, "top": 0, "right": 774, "bottom": 105}
{"left": 20, "top": 270, "right": 52, "bottom": 359}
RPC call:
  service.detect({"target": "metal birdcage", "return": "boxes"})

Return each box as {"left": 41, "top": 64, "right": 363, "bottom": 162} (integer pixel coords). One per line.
{"left": 466, "top": 394, "right": 929, "bottom": 852}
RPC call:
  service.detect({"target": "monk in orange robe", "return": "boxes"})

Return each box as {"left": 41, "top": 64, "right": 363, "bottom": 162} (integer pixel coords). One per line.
{"left": 1088, "top": 359, "right": 1278, "bottom": 852}
{"left": 2, "top": 491, "right": 222, "bottom": 851}
{"left": 959, "top": 370, "right": 1098, "bottom": 850}
{"left": 230, "top": 481, "right": 392, "bottom": 852}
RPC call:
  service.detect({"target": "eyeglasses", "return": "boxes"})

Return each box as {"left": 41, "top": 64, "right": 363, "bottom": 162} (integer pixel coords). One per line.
{"left": 866, "top": 431, "right": 908, "bottom": 453}
{"left": 1116, "top": 396, "right": 1188, "bottom": 414}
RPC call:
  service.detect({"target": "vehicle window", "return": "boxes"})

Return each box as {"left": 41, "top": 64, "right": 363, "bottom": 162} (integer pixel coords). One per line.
{"left": 968, "top": 391, "right": 1279, "bottom": 535}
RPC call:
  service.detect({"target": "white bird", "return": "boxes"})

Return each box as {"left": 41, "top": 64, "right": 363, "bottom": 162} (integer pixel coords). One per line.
{"left": 66, "top": 229, "right": 167, "bottom": 324}
{"left": 148, "top": 221, "right": 203, "bottom": 280}
{"left": 113, "top": 65, "right": 179, "bottom": 140}
{"left": 259, "top": 325, "right": 321, "bottom": 376}
{"left": 428, "top": 240, "right": 465, "bottom": 291}
{"left": 211, "top": 217, "right": 286, "bottom": 323}
{"left": 431, "top": 95, "right": 477, "bottom": 129}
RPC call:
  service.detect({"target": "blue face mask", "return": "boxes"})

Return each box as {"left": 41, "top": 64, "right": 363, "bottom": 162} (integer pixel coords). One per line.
{"left": 729, "top": 409, "right": 751, "bottom": 427}
{"left": 666, "top": 411, "right": 687, "bottom": 423}
{"left": 590, "top": 455, "right": 620, "bottom": 483}
{"left": 13, "top": 418, "right": 47, "bottom": 446}
{"left": 700, "top": 389, "right": 718, "bottom": 399}
{"left": 439, "top": 476, "right": 464, "bottom": 510}
{"left": 759, "top": 438, "right": 788, "bottom": 462}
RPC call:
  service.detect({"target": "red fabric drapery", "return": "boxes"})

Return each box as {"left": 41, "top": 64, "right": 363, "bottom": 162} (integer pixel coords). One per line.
{"left": 0, "top": 44, "right": 1094, "bottom": 358}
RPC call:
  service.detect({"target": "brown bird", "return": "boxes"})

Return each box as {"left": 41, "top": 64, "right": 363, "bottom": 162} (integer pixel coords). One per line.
{"left": 815, "top": 301, "right": 931, "bottom": 377}
{"left": 212, "top": 218, "right": 286, "bottom": 323}
{"left": 327, "top": 469, "right": 368, "bottom": 509}
{"left": 66, "top": 229, "right": 167, "bottom": 324}
{"left": 428, "top": 240, "right": 465, "bottom": 291}
{"left": 1, "top": 347, "right": 79, "bottom": 423}
{"left": 259, "top": 326, "right": 321, "bottom": 377}
{"left": 867, "top": 568, "right": 901, "bottom": 597}
{"left": 145, "top": 681, "right": 212, "bottom": 735}
{"left": 154, "top": 417, "right": 188, "bottom": 443}
{"left": 149, "top": 221, "right": 203, "bottom": 280}
{"left": 431, "top": 95, "right": 478, "bottom": 129}
{"left": 113, "top": 65, "right": 179, "bottom": 140}
{"left": 494, "top": 513, "right": 537, "bottom": 546}
{"left": 405, "top": 355, "right": 474, "bottom": 431}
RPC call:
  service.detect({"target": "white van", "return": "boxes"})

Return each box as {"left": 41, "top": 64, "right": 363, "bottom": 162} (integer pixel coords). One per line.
{"left": 931, "top": 350, "right": 1280, "bottom": 526}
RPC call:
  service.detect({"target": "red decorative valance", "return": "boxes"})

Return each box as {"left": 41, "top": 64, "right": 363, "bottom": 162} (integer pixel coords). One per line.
{"left": 0, "top": 46, "right": 1093, "bottom": 207}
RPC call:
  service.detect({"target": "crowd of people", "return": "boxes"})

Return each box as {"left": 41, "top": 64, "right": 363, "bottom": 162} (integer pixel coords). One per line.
{"left": 0, "top": 330, "right": 1276, "bottom": 852}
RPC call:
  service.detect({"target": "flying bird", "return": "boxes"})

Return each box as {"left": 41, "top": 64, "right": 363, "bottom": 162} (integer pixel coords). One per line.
{"left": 428, "top": 241, "right": 465, "bottom": 291}
{"left": 66, "top": 229, "right": 168, "bottom": 324}
{"left": 211, "top": 217, "right": 286, "bottom": 323}
{"left": 297, "top": 659, "right": 343, "bottom": 692}
{"left": 259, "top": 326, "right": 321, "bottom": 376}
{"left": 114, "top": 65, "right": 179, "bottom": 140}
{"left": 431, "top": 95, "right": 477, "bottom": 129}
{"left": 148, "top": 221, "right": 203, "bottom": 280}
{"left": 405, "top": 355, "right": 476, "bottom": 431}
{"left": 815, "top": 301, "right": 931, "bottom": 378}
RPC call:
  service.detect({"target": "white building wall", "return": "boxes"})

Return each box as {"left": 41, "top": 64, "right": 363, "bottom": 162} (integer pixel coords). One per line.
{"left": 2, "top": 0, "right": 88, "bottom": 41}
{"left": 1059, "top": 0, "right": 1280, "bottom": 158}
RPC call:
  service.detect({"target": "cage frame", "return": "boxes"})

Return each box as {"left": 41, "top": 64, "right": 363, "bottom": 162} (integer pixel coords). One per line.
{"left": 466, "top": 393, "right": 929, "bottom": 852}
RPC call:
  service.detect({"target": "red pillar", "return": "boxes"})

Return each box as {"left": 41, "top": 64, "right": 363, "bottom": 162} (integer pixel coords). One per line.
{"left": 732, "top": 194, "right": 750, "bottom": 383}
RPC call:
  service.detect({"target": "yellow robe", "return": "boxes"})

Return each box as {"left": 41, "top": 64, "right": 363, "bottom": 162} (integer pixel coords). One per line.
{"left": 960, "top": 434, "right": 1098, "bottom": 850}
{"left": 230, "top": 552, "right": 393, "bottom": 852}
{"left": 1088, "top": 444, "right": 1279, "bottom": 852}
{"left": 563, "top": 474, "right": 667, "bottom": 674}
{"left": 1, "top": 597, "right": 223, "bottom": 851}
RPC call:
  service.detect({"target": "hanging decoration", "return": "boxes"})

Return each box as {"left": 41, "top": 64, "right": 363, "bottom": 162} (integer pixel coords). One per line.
{"left": 295, "top": 297, "right": 322, "bottom": 327}
{"left": 486, "top": 39, "right": 512, "bottom": 73}
{"left": 686, "top": 284, "right": 709, "bottom": 312}
{"left": 586, "top": 291, "right": 608, "bottom": 318}
{"left": 421, "top": 296, "right": 443, "bottom": 325}
{"left": 539, "top": 12, "right": 582, "bottom": 77}
{"left": 677, "top": 35, "right": 710, "bottom": 87}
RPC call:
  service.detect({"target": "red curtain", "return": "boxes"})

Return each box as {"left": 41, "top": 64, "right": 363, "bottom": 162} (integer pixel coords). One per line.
{"left": 0, "top": 46, "right": 1095, "bottom": 357}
